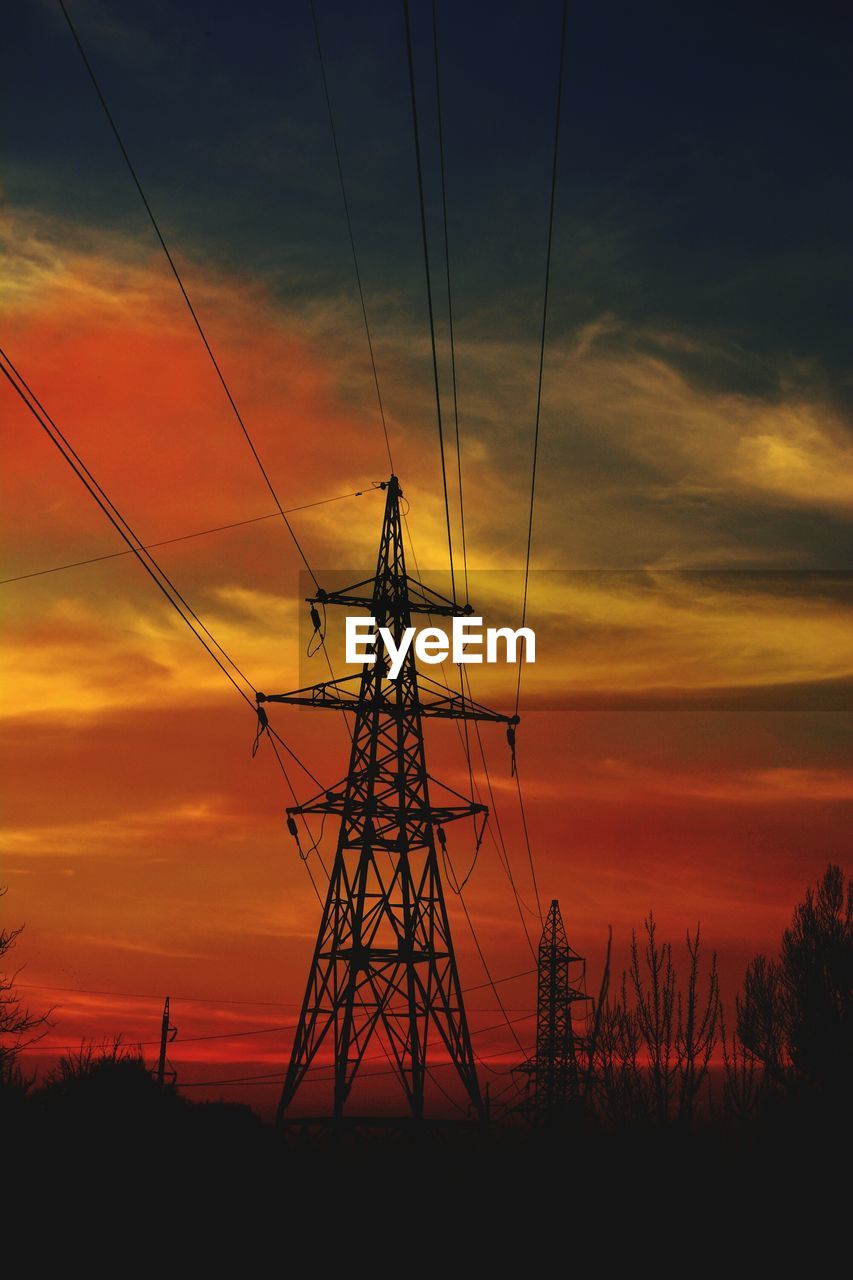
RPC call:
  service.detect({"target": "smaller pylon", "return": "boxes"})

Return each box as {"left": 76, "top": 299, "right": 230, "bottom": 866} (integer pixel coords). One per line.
{"left": 156, "top": 995, "right": 177, "bottom": 1089}
{"left": 522, "top": 899, "right": 591, "bottom": 1119}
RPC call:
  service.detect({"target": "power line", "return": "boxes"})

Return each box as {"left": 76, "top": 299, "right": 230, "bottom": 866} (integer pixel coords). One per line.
{"left": 20, "top": 1009, "right": 538, "bottom": 1087}
{"left": 403, "top": 0, "right": 456, "bottom": 602}
{"left": 0, "top": 488, "right": 374, "bottom": 586}
{"left": 58, "top": 0, "right": 321, "bottom": 590}
{"left": 313, "top": 0, "right": 525, "bottom": 1008}
{"left": 426, "top": 1063, "right": 468, "bottom": 1114}
{"left": 514, "top": 0, "right": 569, "bottom": 718}
{"left": 18, "top": 1005, "right": 535, "bottom": 1055}
{"left": 425, "top": 4, "right": 483, "bottom": 936}
{"left": 513, "top": 760, "right": 544, "bottom": 924}
{"left": 2, "top": 350, "right": 311, "bottom": 773}
{"left": 17, "top": 969, "right": 536, "bottom": 1007}
{"left": 180, "top": 1039, "right": 537, "bottom": 1089}
{"left": 402, "top": 540, "right": 538, "bottom": 959}
{"left": 308, "top": 11, "right": 534, "bottom": 1031}
{"left": 7, "top": 366, "right": 533, "bottom": 1096}
{"left": 455, "top": 888, "right": 529, "bottom": 1057}
{"left": 19, "top": 1014, "right": 535, "bottom": 1082}
{"left": 1, "top": 349, "right": 326, "bottom": 862}
{"left": 179, "top": 1072, "right": 287, "bottom": 1088}
{"left": 320, "top": 1010, "right": 536, "bottom": 1074}
{"left": 310, "top": 1, "right": 473, "bottom": 828}
{"left": 60, "top": 0, "right": 359, "bottom": 747}
{"left": 22, "top": 6, "right": 353, "bottom": 873}
{"left": 431, "top": 0, "right": 468, "bottom": 606}
{"left": 309, "top": 0, "right": 394, "bottom": 474}
{"left": 1, "top": 349, "right": 255, "bottom": 707}
{"left": 267, "top": 733, "right": 327, "bottom": 904}
{"left": 398, "top": 543, "right": 535, "bottom": 960}
{"left": 49, "top": 5, "right": 553, "bottom": 1100}
{"left": 462, "top": 667, "right": 540, "bottom": 953}
{"left": 501, "top": 0, "right": 571, "bottom": 936}
{"left": 18, "top": 1022, "right": 301, "bottom": 1054}
{"left": 463, "top": 969, "right": 536, "bottom": 994}
{"left": 13, "top": 984, "right": 288, "bottom": 1007}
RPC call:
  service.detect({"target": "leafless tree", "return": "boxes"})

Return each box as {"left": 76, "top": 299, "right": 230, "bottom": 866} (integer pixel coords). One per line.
{"left": 720, "top": 998, "right": 761, "bottom": 1128}
{"left": 593, "top": 914, "right": 720, "bottom": 1128}
{"left": 629, "top": 912, "right": 677, "bottom": 1124}
{"left": 675, "top": 924, "right": 720, "bottom": 1123}
{"left": 594, "top": 971, "right": 648, "bottom": 1127}
{"left": 1, "top": 887, "right": 50, "bottom": 1091}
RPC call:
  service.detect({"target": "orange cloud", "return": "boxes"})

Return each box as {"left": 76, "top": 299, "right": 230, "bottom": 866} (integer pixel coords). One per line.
{"left": 3, "top": 205, "right": 850, "bottom": 1111}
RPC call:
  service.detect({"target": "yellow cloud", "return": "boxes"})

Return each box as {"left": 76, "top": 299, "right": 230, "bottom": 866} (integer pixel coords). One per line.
{"left": 542, "top": 333, "right": 853, "bottom": 520}
{"left": 734, "top": 408, "right": 853, "bottom": 509}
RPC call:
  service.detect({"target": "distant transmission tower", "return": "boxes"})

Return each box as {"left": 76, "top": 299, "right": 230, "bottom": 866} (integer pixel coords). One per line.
{"left": 522, "top": 899, "right": 590, "bottom": 1118}
{"left": 259, "top": 476, "right": 517, "bottom": 1121}
{"left": 155, "top": 995, "right": 177, "bottom": 1090}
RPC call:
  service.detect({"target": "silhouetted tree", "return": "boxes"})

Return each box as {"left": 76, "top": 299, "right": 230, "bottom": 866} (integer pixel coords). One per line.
{"left": 594, "top": 915, "right": 719, "bottom": 1127}
{"left": 720, "top": 999, "right": 762, "bottom": 1128}
{"left": 675, "top": 924, "right": 720, "bottom": 1122}
{"left": 629, "top": 912, "right": 677, "bottom": 1123}
{"left": 594, "top": 971, "right": 647, "bottom": 1127}
{"left": 737, "top": 953, "right": 788, "bottom": 1085}
{"left": 0, "top": 888, "right": 49, "bottom": 1095}
{"left": 782, "top": 863, "right": 851, "bottom": 1095}
{"left": 739, "top": 863, "right": 852, "bottom": 1105}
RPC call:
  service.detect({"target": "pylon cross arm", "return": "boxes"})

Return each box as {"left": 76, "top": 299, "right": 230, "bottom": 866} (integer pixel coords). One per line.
{"left": 310, "top": 572, "right": 472, "bottom": 618}
{"left": 258, "top": 678, "right": 517, "bottom": 726}
{"left": 286, "top": 795, "right": 485, "bottom": 826}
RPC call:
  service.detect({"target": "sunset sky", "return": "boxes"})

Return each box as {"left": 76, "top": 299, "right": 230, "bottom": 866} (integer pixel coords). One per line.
{"left": 2, "top": 0, "right": 851, "bottom": 1115}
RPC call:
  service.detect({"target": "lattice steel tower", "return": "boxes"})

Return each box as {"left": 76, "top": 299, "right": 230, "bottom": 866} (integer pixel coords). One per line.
{"left": 523, "top": 898, "right": 590, "bottom": 1117}
{"left": 258, "top": 476, "right": 516, "bottom": 1121}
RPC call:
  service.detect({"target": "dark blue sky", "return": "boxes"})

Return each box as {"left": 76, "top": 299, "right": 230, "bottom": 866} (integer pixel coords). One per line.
{"left": 5, "top": 0, "right": 852, "bottom": 407}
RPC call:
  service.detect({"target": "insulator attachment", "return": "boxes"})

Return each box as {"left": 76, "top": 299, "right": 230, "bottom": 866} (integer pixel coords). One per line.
{"left": 506, "top": 725, "right": 516, "bottom": 767}
{"left": 307, "top": 602, "right": 325, "bottom": 657}
{"left": 286, "top": 814, "right": 299, "bottom": 840}
{"left": 252, "top": 703, "right": 269, "bottom": 758}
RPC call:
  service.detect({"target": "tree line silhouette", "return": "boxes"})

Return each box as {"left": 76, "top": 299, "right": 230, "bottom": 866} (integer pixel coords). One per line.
{"left": 587, "top": 863, "right": 850, "bottom": 1136}
{"left": 3, "top": 865, "right": 850, "bottom": 1160}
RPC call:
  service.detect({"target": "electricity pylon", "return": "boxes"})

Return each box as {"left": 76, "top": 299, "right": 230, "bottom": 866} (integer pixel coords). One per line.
{"left": 155, "top": 995, "right": 177, "bottom": 1090}
{"left": 522, "top": 899, "right": 590, "bottom": 1118}
{"left": 258, "top": 476, "right": 517, "bottom": 1122}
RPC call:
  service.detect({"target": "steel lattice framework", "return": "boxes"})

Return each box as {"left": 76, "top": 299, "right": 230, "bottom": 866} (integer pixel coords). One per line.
{"left": 523, "top": 898, "right": 590, "bottom": 1116}
{"left": 259, "top": 476, "right": 516, "bottom": 1121}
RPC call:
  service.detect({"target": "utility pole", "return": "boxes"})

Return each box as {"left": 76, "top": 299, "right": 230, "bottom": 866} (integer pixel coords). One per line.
{"left": 258, "top": 475, "right": 517, "bottom": 1122}
{"left": 156, "top": 995, "right": 177, "bottom": 1090}
{"left": 523, "top": 899, "right": 590, "bottom": 1119}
